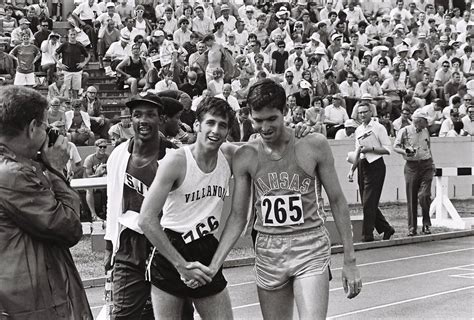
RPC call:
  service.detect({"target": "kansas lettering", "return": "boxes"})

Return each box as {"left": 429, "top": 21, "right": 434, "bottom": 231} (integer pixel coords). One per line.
{"left": 256, "top": 172, "right": 311, "bottom": 194}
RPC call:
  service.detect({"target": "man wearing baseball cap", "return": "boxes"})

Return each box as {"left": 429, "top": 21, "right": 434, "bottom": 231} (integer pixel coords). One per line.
{"left": 105, "top": 92, "right": 194, "bottom": 319}
{"left": 394, "top": 109, "right": 435, "bottom": 236}
{"left": 10, "top": 18, "right": 34, "bottom": 47}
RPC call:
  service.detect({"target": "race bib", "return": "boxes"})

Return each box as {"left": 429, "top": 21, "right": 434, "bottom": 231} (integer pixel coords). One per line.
{"left": 261, "top": 194, "right": 304, "bottom": 227}
{"left": 181, "top": 216, "right": 219, "bottom": 244}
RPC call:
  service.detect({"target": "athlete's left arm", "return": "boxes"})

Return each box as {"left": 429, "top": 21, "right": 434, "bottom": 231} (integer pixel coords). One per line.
{"left": 313, "top": 136, "right": 362, "bottom": 299}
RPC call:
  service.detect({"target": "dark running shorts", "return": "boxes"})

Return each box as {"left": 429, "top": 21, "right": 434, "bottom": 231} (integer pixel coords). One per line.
{"left": 149, "top": 229, "right": 227, "bottom": 299}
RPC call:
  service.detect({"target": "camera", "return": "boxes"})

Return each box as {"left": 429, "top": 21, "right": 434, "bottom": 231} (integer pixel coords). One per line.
{"left": 405, "top": 147, "right": 416, "bottom": 157}
{"left": 46, "top": 126, "right": 60, "bottom": 147}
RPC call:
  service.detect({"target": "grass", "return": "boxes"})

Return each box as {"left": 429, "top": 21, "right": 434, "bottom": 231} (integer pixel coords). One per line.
{"left": 71, "top": 199, "right": 474, "bottom": 280}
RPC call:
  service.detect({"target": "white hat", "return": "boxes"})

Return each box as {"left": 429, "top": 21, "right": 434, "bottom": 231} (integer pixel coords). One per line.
{"left": 418, "top": 32, "right": 427, "bottom": 39}
{"left": 412, "top": 109, "right": 429, "bottom": 120}
{"left": 299, "top": 80, "right": 311, "bottom": 89}
{"left": 314, "top": 47, "right": 325, "bottom": 55}
{"left": 397, "top": 45, "right": 409, "bottom": 53}
{"left": 379, "top": 45, "right": 389, "bottom": 51}
{"left": 394, "top": 24, "right": 405, "bottom": 31}
{"left": 344, "top": 119, "right": 358, "bottom": 128}
{"left": 120, "top": 34, "right": 130, "bottom": 42}
{"left": 106, "top": 2, "right": 115, "bottom": 8}
{"left": 331, "top": 33, "right": 342, "bottom": 41}
{"left": 381, "top": 14, "right": 390, "bottom": 21}
{"left": 363, "top": 50, "right": 372, "bottom": 57}
{"left": 153, "top": 30, "right": 165, "bottom": 37}
{"left": 245, "top": 5, "right": 255, "bottom": 12}
{"left": 310, "top": 33, "right": 320, "bottom": 41}
{"left": 341, "top": 42, "right": 350, "bottom": 50}
{"left": 361, "top": 93, "right": 373, "bottom": 100}
{"left": 276, "top": 7, "right": 289, "bottom": 17}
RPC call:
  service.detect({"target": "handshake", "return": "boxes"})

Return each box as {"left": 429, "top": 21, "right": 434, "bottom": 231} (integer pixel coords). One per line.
{"left": 178, "top": 261, "right": 218, "bottom": 289}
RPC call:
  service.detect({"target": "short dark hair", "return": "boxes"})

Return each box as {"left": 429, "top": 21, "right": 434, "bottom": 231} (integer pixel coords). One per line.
{"left": 452, "top": 96, "right": 462, "bottom": 104}
{"left": 0, "top": 86, "right": 48, "bottom": 137}
{"left": 196, "top": 97, "right": 235, "bottom": 126}
{"left": 247, "top": 79, "right": 286, "bottom": 113}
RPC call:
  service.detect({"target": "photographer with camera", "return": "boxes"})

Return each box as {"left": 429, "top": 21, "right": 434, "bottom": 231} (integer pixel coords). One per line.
{"left": 0, "top": 86, "right": 92, "bottom": 319}
{"left": 394, "top": 109, "right": 435, "bottom": 237}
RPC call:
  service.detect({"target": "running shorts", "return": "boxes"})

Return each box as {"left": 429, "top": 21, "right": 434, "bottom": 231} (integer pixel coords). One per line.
{"left": 255, "top": 226, "right": 331, "bottom": 290}
{"left": 149, "top": 229, "right": 227, "bottom": 299}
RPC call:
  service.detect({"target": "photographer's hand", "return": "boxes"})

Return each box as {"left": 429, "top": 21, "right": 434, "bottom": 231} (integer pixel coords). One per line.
{"left": 41, "top": 135, "right": 70, "bottom": 173}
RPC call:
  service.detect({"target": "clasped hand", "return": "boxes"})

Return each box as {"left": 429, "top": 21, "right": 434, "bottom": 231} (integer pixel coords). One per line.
{"left": 178, "top": 262, "right": 217, "bottom": 289}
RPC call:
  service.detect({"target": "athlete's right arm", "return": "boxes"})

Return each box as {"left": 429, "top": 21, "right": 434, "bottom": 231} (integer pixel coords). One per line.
{"left": 139, "top": 151, "right": 212, "bottom": 285}
{"left": 206, "top": 145, "right": 254, "bottom": 277}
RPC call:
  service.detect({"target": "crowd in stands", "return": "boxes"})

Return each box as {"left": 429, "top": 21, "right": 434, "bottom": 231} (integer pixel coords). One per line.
{"left": 1, "top": 0, "right": 474, "bottom": 149}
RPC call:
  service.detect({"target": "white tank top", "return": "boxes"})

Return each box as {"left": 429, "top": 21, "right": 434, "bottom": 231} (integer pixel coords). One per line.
{"left": 161, "top": 146, "right": 231, "bottom": 238}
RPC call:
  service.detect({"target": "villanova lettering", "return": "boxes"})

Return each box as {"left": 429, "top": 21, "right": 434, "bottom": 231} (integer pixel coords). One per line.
{"left": 184, "top": 185, "right": 227, "bottom": 203}
{"left": 256, "top": 172, "right": 311, "bottom": 194}
{"left": 125, "top": 173, "right": 148, "bottom": 196}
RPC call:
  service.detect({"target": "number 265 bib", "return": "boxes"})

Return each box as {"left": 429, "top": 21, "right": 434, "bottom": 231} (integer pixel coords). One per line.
{"left": 261, "top": 194, "right": 304, "bottom": 227}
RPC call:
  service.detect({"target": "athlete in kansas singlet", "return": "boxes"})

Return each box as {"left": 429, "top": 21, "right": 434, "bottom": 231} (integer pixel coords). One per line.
{"left": 208, "top": 79, "right": 362, "bottom": 320}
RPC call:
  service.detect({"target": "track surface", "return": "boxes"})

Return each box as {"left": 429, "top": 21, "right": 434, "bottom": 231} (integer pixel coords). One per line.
{"left": 87, "top": 236, "right": 474, "bottom": 319}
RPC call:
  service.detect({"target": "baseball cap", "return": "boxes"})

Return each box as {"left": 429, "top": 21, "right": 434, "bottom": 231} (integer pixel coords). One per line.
{"left": 394, "top": 24, "right": 404, "bottom": 31}
{"left": 95, "top": 138, "right": 108, "bottom": 147}
{"left": 221, "top": 4, "right": 230, "bottom": 11}
{"left": 106, "top": 2, "right": 115, "bottom": 8}
{"left": 19, "top": 18, "right": 30, "bottom": 24}
{"left": 126, "top": 92, "right": 164, "bottom": 113}
{"left": 341, "top": 42, "right": 350, "bottom": 50}
{"left": 310, "top": 33, "right": 320, "bottom": 41}
{"left": 245, "top": 5, "right": 254, "bottom": 12}
{"left": 381, "top": 15, "right": 390, "bottom": 21}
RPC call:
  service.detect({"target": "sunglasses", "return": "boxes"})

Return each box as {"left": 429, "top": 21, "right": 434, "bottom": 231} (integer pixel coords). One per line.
{"left": 98, "top": 146, "right": 107, "bottom": 149}
{"left": 349, "top": 49, "right": 355, "bottom": 52}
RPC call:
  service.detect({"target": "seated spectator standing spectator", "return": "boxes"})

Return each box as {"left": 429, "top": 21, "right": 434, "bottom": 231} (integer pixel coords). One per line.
{"left": 335, "top": 119, "right": 358, "bottom": 140}
{"left": 10, "top": 18, "right": 34, "bottom": 48}
{"left": 84, "top": 139, "right": 109, "bottom": 221}
{"left": 215, "top": 83, "right": 240, "bottom": 111}
{"left": 104, "top": 33, "right": 131, "bottom": 70}
{"left": 462, "top": 105, "right": 474, "bottom": 136}
{"left": 33, "top": 19, "right": 51, "bottom": 51}
{"left": 48, "top": 72, "right": 69, "bottom": 104}
{"left": 439, "top": 110, "right": 461, "bottom": 137}
{"left": 381, "top": 67, "right": 406, "bottom": 120}
{"left": 232, "top": 107, "right": 254, "bottom": 142}
{"left": 324, "top": 94, "right": 349, "bottom": 138}
{"left": 47, "top": 98, "right": 67, "bottom": 124}
{"left": 10, "top": 31, "right": 41, "bottom": 87}
{"left": 393, "top": 108, "right": 412, "bottom": 135}
{"left": 55, "top": 28, "right": 90, "bottom": 99}
{"left": 116, "top": 43, "right": 148, "bottom": 94}
{"left": 294, "top": 79, "right": 311, "bottom": 109}
{"left": 108, "top": 109, "right": 135, "bottom": 146}
{"left": 50, "top": 120, "right": 84, "bottom": 180}
{"left": 414, "top": 72, "right": 437, "bottom": 105}
{"left": 421, "top": 98, "right": 445, "bottom": 136}
{"left": 0, "top": 39, "right": 16, "bottom": 84}
{"left": 444, "top": 71, "right": 462, "bottom": 103}
{"left": 81, "top": 86, "right": 110, "bottom": 139}
{"left": 97, "top": 19, "right": 121, "bottom": 69}
{"left": 179, "top": 71, "right": 204, "bottom": 99}
{"left": 66, "top": 99, "right": 95, "bottom": 146}
{"left": 40, "top": 32, "right": 61, "bottom": 85}
{"left": 340, "top": 71, "right": 362, "bottom": 116}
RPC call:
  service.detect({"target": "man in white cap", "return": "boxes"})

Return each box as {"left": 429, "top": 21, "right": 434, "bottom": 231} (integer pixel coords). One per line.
{"left": 393, "top": 108, "right": 435, "bottom": 236}
{"left": 216, "top": 4, "right": 237, "bottom": 34}
{"left": 370, "top": 45, "right": 392, "bottom": 70}
{"left": 10, "top": 18, "right": 34, "bottom": 47}
{"left": 104, "top": 32, "right": 132, "bottom": 69}
{"left": 96, "top": 2, "right": 123, "bottom": 33}
{"left": 327, "top": 33, "right": 342, "bottom": 60}
{"left": 331, "top": 42, "right": 351, "bottom": 71}
{"left": 242, "top": 5, "right": 257, "bottom": 33}
{"left": 335, "top": 118, "right": 358, "bottom": 140}
{"left": 294, "top": 79, "right": 311, "bottom": 108}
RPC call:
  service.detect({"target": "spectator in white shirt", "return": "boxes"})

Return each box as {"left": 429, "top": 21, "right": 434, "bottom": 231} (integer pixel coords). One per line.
{"left": 173, "top": 17, "right": 192, "bottom": 47}
{"left": 192, "top": 5, "right": 213, "bottom": 38}
{"left": 335, "top": 119, "right": 358, "bottom": 140}
{"left": 215, "top": 84, "right": 240, "bottom": 111}
{"left": 324, "top": 94, "right": 349, "bottom": 138}
{"left": 421, "top": 98, "right": 444, "bottom": 135}
{"left": 461, "top": 105, "right": 474, "bottom": 135}
{"left": 216, "top": 4, "right": 237, "bottom": 34}
{"left": 96, "top": 2, "right": 123, "bottom": 32}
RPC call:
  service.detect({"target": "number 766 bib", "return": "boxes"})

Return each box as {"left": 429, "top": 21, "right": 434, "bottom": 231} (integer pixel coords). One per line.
{"left": 261, "top": 194, "right": 304, "bottom": 227}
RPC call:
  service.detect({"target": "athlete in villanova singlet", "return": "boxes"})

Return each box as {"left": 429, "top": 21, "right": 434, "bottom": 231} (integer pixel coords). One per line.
{"left": 139, "top": 97, "right": 238, "bottom": 320}
{"left": 208, "top": 79, "right": 362, "bottom": 320}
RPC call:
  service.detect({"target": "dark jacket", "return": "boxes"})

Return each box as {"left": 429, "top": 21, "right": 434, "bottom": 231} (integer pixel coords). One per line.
{"left": 0, "top": 145, "right": 92, "bottom": 320}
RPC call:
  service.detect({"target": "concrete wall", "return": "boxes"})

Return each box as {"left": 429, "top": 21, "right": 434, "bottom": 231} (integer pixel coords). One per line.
{"left": 328, "top": 136, "right": 474, "bottom": 205}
